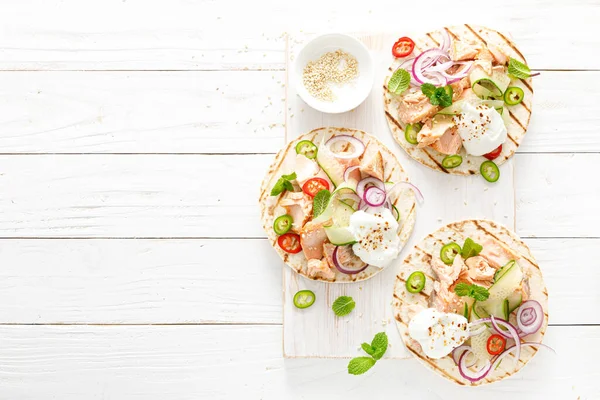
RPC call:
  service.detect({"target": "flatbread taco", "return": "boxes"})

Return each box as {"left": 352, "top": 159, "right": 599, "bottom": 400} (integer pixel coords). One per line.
{"left": 259, "top": 127, "right": 418, "bottom": 282}
{"left": 392, "top": 220, "right": 550, "bottom": 385}
{"left": 384, "top": 25, "right": 535, "bottom": 179}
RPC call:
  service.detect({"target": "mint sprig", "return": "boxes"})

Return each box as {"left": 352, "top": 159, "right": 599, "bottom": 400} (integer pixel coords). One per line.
{"left": 460, "top": 238, "right": 483, "bottom": 260}
{"left": 312, "top": 189, "right": 331, "bottom": 218}
{"left": 332, "top": 295, "right": 355, "bottom": 317}
{"left": 507, "top": 57, "right": 536, "bottom": 79}
{"left": 348, "top": 332, "right": 389, "bottom": 375}
{"left": 388, "top": 69, "right": 411, "bottom": 95}
{"left": 454, "top": 282, "right": 490, "bottom": 302}
{"left": 348, "top": 357, "right": 376, "bottom": 375}
{"left": 270, "top": 172, "right": 297, "bottom": 196}
{"left": 421, "top": 83, "right": 453, "bottom": 107}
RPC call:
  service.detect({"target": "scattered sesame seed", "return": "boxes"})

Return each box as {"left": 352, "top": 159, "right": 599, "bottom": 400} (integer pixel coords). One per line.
{"left": 302, "top": 49, "right": 359, "bottom": 102}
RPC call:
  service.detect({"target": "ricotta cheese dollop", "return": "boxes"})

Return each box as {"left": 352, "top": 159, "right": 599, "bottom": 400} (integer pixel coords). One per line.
{"left": 408, "top": 308, "right": 469, "bottom": 359}
{"left": 454, "top": 102, "right": 506, "bottom": 156}
{"left": 348, "top": 208, "right": 400, "bottom": 268}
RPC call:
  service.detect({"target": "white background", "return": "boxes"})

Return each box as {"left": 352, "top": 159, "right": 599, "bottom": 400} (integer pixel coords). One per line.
{"left": 0, "top": 0, "right": 598, "bottom": 399}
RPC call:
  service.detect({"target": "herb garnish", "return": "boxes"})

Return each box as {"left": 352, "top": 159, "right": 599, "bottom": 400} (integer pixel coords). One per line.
{"left": 421, "top": 83, "right": 453, "bottom": 107}
{"left": 508, "top": 57, "right": 539, "bottom": 79}
{"left": 312, "top": 189, "right": 331, "bottom": 218}
{"left": 460, "top": 238, "right": 483, "bottom": 260}
{"left": 348, "top": 332, "right": 389, "bottom": 375}
{"left": 332, "top": 295, "right": 355, "bottom": 317}
{"left": 454, "top": 282, "right": 490, "bottom": 302}
{"left": 270, "top": 172, "right": 297, "bottom": 196}
{"left": 388, "top": 69, "right": 411, "bottom": 95}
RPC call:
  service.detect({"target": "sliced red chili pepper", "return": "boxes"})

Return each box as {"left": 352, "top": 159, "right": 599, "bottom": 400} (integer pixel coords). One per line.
{"left": 392, "top": 37, "right": 415, "bottom": 58}
{"left": 277, "top": 233, "right": 302, "bottom": 254}
{"left": 483, "top": 144, "right": 502, "bottom": 160}
{"left": 486, "top": 333, "right": 507, "bottom": 355}
{"left": 302, "top": 177, "right": 329, "bottom": 197}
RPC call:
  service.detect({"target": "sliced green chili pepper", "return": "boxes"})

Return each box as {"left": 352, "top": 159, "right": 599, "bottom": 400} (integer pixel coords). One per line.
{"left": 293, "top": 290, "right": 315, "bottom": 309}
{"left": 504, "top": 86, "right": 524, "bottom": 106}
{"left": 392, "top": 204, "right": 400, "bottom": 222}
{"left": 273, "top": 214, "right": 293, "bottom": 235}
{"left": 442, "top": 154, "right": 463, "bottom": 169}
{"left": 481, "top": 160, "right": 500, "bottom": 183}
{"left": 440, "top": 242, "right": 461, "bottom": 265}
{"left": 405, "top": 123, "right": 422, "bottom": 145}
{"left": 295, "top": 140, "right": 318, "bottom": 159}
{"left": 406, "top": 271, "right": 426, "bottom": 293}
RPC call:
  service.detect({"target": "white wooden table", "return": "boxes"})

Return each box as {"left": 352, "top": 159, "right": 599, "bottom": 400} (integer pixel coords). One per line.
{"left": 0, "top": 1, "right": 598, "bottom": 399}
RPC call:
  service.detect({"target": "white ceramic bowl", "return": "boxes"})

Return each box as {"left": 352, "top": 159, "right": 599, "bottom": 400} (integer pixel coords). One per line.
{"left": 293, "top": 33, "right": 374, "bottom": 114}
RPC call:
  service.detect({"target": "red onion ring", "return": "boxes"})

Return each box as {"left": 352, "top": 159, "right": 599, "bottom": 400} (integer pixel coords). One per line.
{"left": 343, "top": 165, "right": 361, "bottom": 183}
{"left": 412, "top": 49, "right": 449, "bottom": 84}
{"left": 441, "top": 61, "right": 474, "bottom": 84}
{"left": 458, "top": 349, "right": 492, "bottom": 383}
{"left": 363, "top": 186, "right": 386, "bottom": 207}
{"left": 451, "top": 345, "right": 476, "bottom": 368}
{"left": 356, "top": 177, "right": 385, "bottom": 200}
{"left": 516, "top": 300, "right": 544, "bottom": 336}
{"left": 325, "top": 135, "right": 365, "bottom": 160}
{"left": 332, "top": 245, "right": 368, "bottom": 275}
{"left": 440, "top": 29, "right": 451, "bottom": 52}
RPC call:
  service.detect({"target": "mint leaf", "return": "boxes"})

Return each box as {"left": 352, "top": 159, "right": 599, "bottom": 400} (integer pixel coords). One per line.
{"left": 348, "top": 357, "right": 376, "bottom": 375}
{"left": 507, "top": 57, "right": 531, "bottom": 79}
{"left": 270, "top": 172, "right": 297, "bottom": 196}
{"left": 361, "top": 343, "right": 375, "bottom": 356}
{"left": 471, "top": 284, "right": 490, "bottom": 302}
{"left": 312, "top": 189, "right": 331, "bottom": 218}
{"left": 370, "top": 332, "right": 388, "bottom": 360}
{"left": 421, "top": 83, "right": 436, "bottom": 98}
{"left": 282, "top": 172, "right": 297, "bottom": 181}
{"left": 332, "top": 295, "right": 355, "bottom": 317}
{"left": 388, "top": 69, "right": 411, "bottom": 95}
{"left": 461, "top": 238, "right": 483, "bottom": 259}
{"left": 453, "top": 283, "right": 490, "bottom": 301}
{"left": 454, "top": 282, "right": 471, "bottom": 297}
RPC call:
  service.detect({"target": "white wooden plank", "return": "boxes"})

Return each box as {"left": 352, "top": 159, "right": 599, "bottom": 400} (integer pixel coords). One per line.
{"left": 519, "top": 71, "right": 600, "bottom": 153}
{"left": 0, "top": 71, "right": 596, "bottom": 154}
{"left": 0, "top": 325, "right": 594, "bottom": 399}
{"left": 0, "top": 71, "right": 285, "bottom": 154}
{"left": 0, "top": 153, "right": 594, "bottom": 238}
{"left": 0, "top": 238, "right": 595, "bottom": 326}
{"left": 0, "top": 0, "right": 598, "bottom": 70}
{"left": 515, "top": 153, "right": 600, "bottom": 238}
{"left": 0, "top": 239, "right": 282, "bottom": 324}
{"left": 282, "top": 33, "right": 518, "bottom": 358}
{"left": 0, "top": 154, "right": 272, "bottom": 238}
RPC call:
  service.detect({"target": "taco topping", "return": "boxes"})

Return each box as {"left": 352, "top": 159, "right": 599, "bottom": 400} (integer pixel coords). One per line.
{"left": 388, "top": 28, "right": 536, "bottom": 181}
{"left": 270, "top": 134, "right": 422, "bottom": 280}
{"left": 406, "top": 271, "right": 426, "bottom": 293}
{"left": 408, "top": 308, "right": 469, "bottom": 359}
{"left": 405, "top": 235, "right": 551, "bottom": 383}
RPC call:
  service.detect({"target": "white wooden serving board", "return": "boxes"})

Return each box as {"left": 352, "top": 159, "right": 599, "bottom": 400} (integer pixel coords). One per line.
{"left": 283, "top": 33, "right": 516, "bottom": 358}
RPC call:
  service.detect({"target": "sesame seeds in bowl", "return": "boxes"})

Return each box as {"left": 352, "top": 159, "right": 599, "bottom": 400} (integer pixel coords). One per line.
{"left": 293, "top": 34, "right": 374, "bottom": 114}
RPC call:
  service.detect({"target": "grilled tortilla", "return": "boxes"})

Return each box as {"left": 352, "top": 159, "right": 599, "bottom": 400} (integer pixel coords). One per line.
{"left": 259, "top": 127, "right": 416, "bottom": 282}
{"left": 384, "top": 25, "right": 533, "bottom": 175}
{"left": 392, "top": 220, "right": 548, "bottom": 385}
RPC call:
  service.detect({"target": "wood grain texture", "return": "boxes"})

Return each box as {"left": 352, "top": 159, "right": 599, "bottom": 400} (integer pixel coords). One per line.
{"left": 0, "top": 154, "right": 595, "bottom": 238}
{"left": 0, "top": 71, "right": 285, "bottom": 154}
{"left": 0, "top": 325, "right": 594, "bottom": 399}
{"left": 515, "top": 154, "right": 600, "bottom": 238}
{"left": 0, "top": 238, "right": 595, "bottom": 326}
{"left": 0, "top": 239, "right": 282, "bottom": 324}
{"left": 0, "top": 70, "right": 597, "bottom": 153}
{"left": 282, "top": 33, "right": 519, "bottom": 358}
{"left": 0, "top": 0, "right": 598, "bottom": 70}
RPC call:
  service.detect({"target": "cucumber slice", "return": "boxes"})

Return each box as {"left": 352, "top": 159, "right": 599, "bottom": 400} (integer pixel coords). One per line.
{"left": 321, "top": 199, "right": 357, "bottom": 245}
{"left": 325, "top": 226, "right": 357, "bottom": 245}
{"left": 494, "top": 260, "right": 516, "bottom": 282}
{"left": 437, "top": 100, "right": 465, "bottom": 116}
{"left": 316, "top": 139, "right": 345, "bottom": 187}
{"left": 476, "top": 261, "right": 523, "bottom": 320}
{"left": 470, "top": 68, "right": 511, "bottom": 98}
